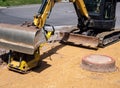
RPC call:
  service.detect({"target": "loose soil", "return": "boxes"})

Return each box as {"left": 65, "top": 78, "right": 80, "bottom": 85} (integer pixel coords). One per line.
{"left": 0, "top": 42, "right": 120, "bottom": 88}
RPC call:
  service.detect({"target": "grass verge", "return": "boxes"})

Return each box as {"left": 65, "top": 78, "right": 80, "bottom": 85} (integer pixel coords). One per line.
{"left": 0, "top": 0, "right": 41, "bottom": 6}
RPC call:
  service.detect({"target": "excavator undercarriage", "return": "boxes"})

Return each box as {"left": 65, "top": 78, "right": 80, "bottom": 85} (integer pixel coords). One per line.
{"left": 60, "top": 27, "right": 120, "bottom": 49}
{"left": 59, "top": 0, "right": 120, "bottom": 49}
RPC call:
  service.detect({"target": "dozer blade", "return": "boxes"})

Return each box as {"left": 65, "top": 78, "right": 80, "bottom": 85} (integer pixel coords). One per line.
{"left": 60, "top": 32, "right": 99, "bottom": 49}
{"left": 0, "top": 23, "right": 46, "bottom": 54}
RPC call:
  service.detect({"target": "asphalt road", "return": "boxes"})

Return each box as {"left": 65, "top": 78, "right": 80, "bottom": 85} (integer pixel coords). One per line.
{"left": 0, "top": 3, "right": 77, "bottom": 25}
{"left": 0, "top": 3, "right": 120, "bottom": 28}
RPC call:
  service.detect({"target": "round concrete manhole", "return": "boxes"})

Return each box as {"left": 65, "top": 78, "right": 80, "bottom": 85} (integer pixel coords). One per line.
{"left": 81, "top": 54, "right": 116, "bottom": 72}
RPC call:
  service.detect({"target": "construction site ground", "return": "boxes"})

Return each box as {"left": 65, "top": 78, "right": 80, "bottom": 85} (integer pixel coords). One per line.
{"left": 0, "top": 2, "right": 120, "bottom": 88}
{"left": 0, "top": 41, "right": 120, "bottom": 88}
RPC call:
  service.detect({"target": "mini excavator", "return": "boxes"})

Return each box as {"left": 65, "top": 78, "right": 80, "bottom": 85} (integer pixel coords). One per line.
{"left": 0, "top": 0, "right": 119, "bottom": 73}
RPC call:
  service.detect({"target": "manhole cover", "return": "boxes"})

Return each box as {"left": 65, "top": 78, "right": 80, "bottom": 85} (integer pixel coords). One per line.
{"left": 81, "top": 54, "right": 116, "bottom": 72}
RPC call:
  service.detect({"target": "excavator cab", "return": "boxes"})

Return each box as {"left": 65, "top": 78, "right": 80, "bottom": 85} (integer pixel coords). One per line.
{"left": 84, "top": 0, "right": 117, "bottom": 29}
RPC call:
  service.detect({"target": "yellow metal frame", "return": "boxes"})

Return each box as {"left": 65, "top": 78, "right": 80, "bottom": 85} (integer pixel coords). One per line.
{"left": 8, "top": 50, "right": 40, "bottom": 73}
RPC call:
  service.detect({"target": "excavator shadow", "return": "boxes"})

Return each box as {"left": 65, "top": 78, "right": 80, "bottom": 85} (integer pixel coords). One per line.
{"left": 33, "top": 43, "right": 66, "bottom": 73}
{"left": 32, "top": 61, "right": 51, "bottom": 73}
{"left": 0, "top": 53, "right": 9, "bottom": 65}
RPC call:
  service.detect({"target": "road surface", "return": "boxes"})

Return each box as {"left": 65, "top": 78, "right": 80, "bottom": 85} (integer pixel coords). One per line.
{"left": 0, "top": 3, "right": 120, "bottom": 28}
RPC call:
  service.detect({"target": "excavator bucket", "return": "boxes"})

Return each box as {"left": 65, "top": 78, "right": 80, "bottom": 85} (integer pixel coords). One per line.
{"left": 0, "top": 23, "right": 46, "bottom": 54}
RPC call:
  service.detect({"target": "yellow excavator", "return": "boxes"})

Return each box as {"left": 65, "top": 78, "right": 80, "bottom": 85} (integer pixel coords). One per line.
{"left": 0, "top": 0, "right": 119, "bottom": 73}
{"left": 34, "top": 0, "right": 120, "bottom": 48}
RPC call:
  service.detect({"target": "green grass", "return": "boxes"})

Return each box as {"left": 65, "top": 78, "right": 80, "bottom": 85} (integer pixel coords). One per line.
{"left": 0, "top": 0, "right": 41, "bottom": 6}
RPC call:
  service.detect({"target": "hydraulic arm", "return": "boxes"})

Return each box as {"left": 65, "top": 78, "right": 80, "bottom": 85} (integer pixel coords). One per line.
{"left": 33, "top": 0, "right": 90, "bottom": 28}
{"left": 33, "top": 0, "right": 55, "bottom": 28}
